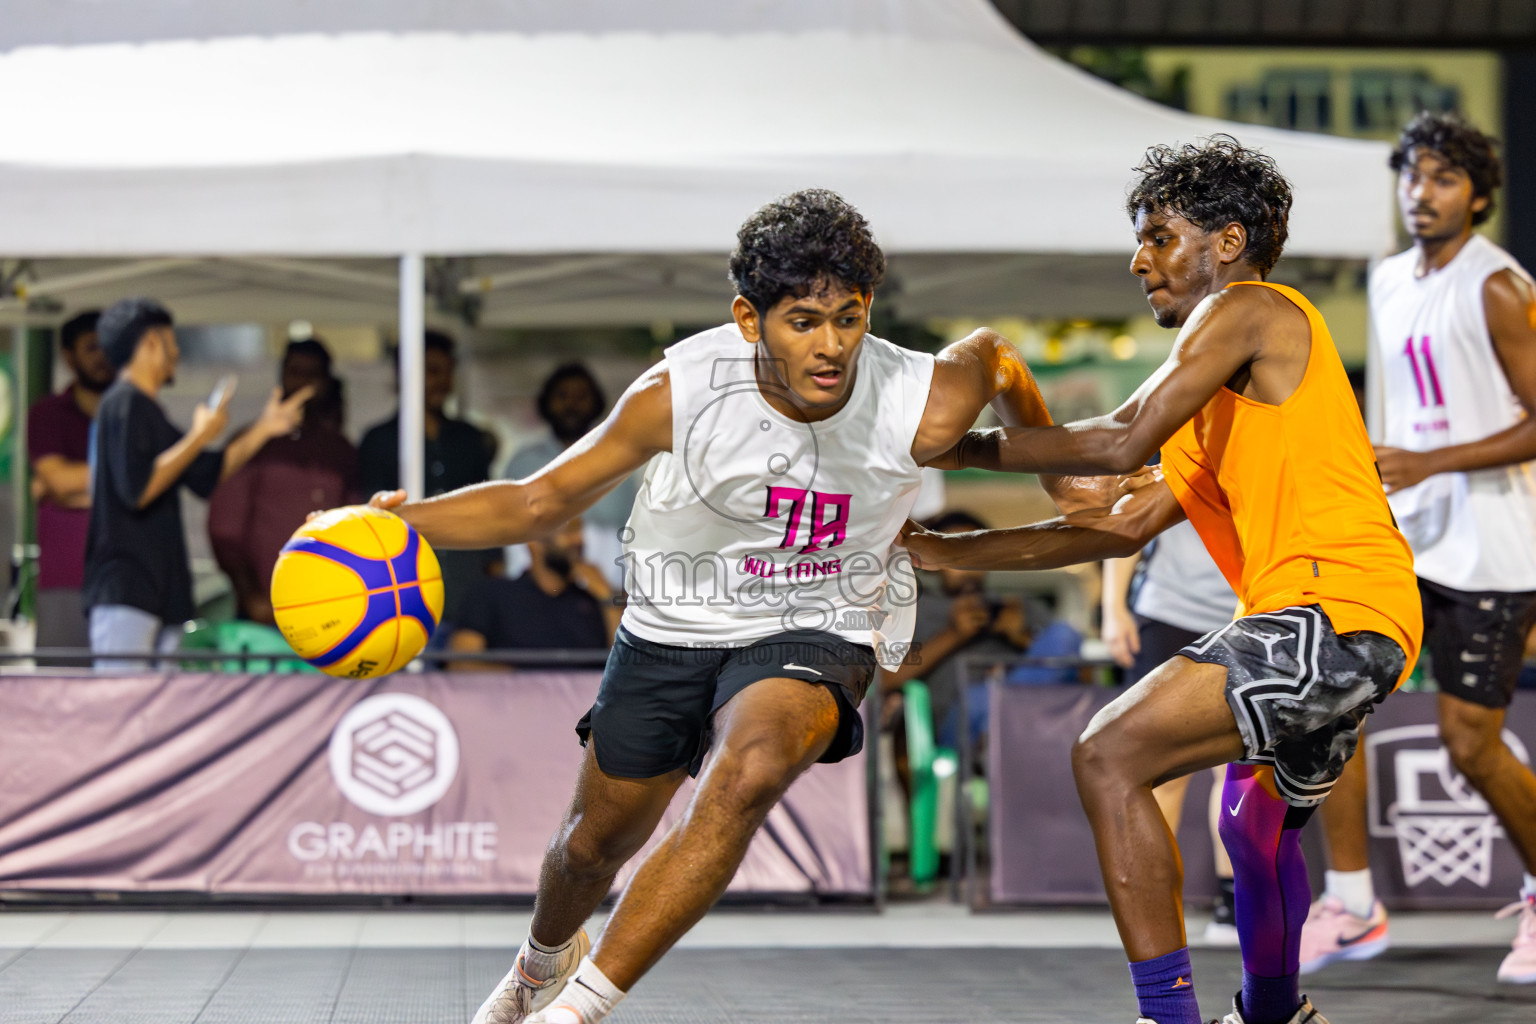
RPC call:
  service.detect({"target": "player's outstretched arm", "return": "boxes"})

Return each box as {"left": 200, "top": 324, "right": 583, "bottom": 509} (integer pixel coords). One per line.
{"left": 901, "top": 468, "right": 1186, "bottom": 572}
{"left": 911, "top": 329, "right": 1110, "bottom": 512}
{"left": 373, "top": 364, "right": 671, "bottom": 549}
{"left": 945, "top": 291, "right": 1265, "bottom": 477}
{"left": 1375, "top": 269, "right": 1536, "bottom": 491}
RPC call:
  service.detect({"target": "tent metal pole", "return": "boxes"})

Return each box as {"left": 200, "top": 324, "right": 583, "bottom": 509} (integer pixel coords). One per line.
{"left": 10, "top": 324, "right": 25, "bottom": 602}
{"left": 398, "top": 253, "right": 425, "bottom": 501}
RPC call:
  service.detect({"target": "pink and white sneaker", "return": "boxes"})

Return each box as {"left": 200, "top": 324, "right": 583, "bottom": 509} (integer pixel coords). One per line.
{"left": 1495, "top": 895, "right": 1536, "bottom": 984}
{"left": 1298, "top": 895, "right": 1389, "bottom": 974}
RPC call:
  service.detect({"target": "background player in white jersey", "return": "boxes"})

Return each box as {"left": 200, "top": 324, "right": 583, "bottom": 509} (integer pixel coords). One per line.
{"left": 365, "top": 189, "right": 1097, "bottom": 1024}
{"left": 1302, "top": 112, "right": 1536, "bottom": 984}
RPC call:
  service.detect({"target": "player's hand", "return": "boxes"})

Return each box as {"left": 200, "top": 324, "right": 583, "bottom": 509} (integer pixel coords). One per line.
{"left": 1373, "top": 445, "right": 1434, "bottom": 493}
{"left": 1047, "top": 474, "right": 1119, "bottom": 514}
{"left": 1115, "top": 464, "right": 1163, "bottom": 497}
{"left": 257, "top": 384, "right": 315, "bottom": 440}
{"left": 1102, "top": 602, "right": 1140, "bottom": 669}
{"left": 949, "top": 592, "right": 991, "bottom": 640}
{"left": 898, "top": 519, "right": 947, "bottom": 569}
{"left": 305, "top": 490, "right": 406, "bottom": 523}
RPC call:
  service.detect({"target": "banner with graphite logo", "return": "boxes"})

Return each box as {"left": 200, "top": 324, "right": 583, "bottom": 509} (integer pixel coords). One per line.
{"left": 0, "top": 672, "right": 871, "bottom": 897}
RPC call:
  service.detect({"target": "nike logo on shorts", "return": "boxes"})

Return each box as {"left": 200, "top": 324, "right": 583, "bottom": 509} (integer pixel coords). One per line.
{"left": 1228, "top": 794, "right": 1245, "bottom": 816}
{"left": 782, "top": 662, "right": 823, "bottom": 676}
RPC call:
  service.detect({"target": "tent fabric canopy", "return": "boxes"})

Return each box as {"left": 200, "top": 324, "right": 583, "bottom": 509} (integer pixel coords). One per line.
{"left": 0, "top": 0, "right": 1393, "bottom": 260}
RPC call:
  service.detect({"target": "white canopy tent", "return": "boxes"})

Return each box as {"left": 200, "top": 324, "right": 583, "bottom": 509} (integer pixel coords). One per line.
{"left": 0, "top": 0, "right": 1397, "bottom": 495}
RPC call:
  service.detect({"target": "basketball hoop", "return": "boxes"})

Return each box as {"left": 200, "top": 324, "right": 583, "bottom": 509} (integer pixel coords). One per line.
{"left": 1389, "top": 810, "right": 1499, "bottom": 888}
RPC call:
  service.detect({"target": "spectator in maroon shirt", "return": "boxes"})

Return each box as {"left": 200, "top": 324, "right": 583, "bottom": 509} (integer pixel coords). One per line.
{"left": 208, "top": 338, "right": 359, "bottom": 625}
{"left": 27, "top": 310, "right": 114, "bottom": 652}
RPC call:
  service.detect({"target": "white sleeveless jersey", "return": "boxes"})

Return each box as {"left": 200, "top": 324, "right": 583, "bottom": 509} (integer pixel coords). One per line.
{"left": 619, "top": 323, "right": 935, "bottom": 668}
{"left": 1371, "top": 234, "right": 1536, "bottom": 592}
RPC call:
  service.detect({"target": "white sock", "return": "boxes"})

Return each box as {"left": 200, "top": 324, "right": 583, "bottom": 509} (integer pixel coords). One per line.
{"left": 1325, "top": 868, "right": 1376, "bottom": 918}
{"left": 541, "top": 956, "right": 625, "bottom": 1024}
{"left": 520, "top": 933, "right": 574, "bottom": 983}
{"left": 1522, "top": 872, "right": 1536, "bottom": 902}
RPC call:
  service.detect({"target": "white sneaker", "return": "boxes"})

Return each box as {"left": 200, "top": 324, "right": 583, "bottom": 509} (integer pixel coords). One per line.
{"left": 472, "top": 928, "right": 592, "bottom": 1024}
{"left": 1214, "top": 993, "right": 1330, "bottom": 1023}
{"left": 1297, "top": 895, "right": 1389, "bottom": 974}
{"left": 1495, "top": 895, "right": 1536, "bottom": 984}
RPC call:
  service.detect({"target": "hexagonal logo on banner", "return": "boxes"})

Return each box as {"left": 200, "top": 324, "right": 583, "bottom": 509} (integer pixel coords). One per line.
{"left": 328, "top": 693, "right": 460, "bottom": 816}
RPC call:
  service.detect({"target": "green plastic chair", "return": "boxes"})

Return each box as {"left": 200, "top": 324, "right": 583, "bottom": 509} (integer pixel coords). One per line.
{"left": 902, "top": 680, "right": 941, "bottom": 886}
{"left": 184, "top": 620, "right": 315, "bottom": 673}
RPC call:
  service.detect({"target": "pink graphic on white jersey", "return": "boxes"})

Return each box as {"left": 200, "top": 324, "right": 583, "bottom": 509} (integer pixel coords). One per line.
{"left": 764, "top": 486, "right": 852, "bottom": 553}
{"left": 1404, "top": 335, "right": 1445, "bottom": 408}
{"left": 765, "top": 486, "right": 809, "bottom": 549}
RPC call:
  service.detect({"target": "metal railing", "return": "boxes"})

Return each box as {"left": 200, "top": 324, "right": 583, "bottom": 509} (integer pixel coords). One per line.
{"left": 0, "top": 647, "right": 612, "bottom": 670}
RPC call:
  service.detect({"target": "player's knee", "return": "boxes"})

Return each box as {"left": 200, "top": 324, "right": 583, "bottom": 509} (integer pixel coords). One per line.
{"left": 1071, "top": 721, "right": 1130, "bottom": 790}
{"left": 1215, "top": 799, "right": 1254, "bottom": 864}
{"left": 707, "top": 740, "right": 796, "bottom": 816}
{"left": 555, "top": 820, "right": 640, "bottom": 881}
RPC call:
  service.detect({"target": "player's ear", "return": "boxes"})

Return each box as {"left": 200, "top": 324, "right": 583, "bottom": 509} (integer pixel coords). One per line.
{"left": 862, "top": 290, "right": 875, "bottom": 325}
{"left": 1218, "top": 222, "right": 1248, "bottom": 266}
{"left": 1471, "top": 193, "right": 1490, "bottom": 218}
{"left": 732, "top": 295, "right": 762, "bottom": 344}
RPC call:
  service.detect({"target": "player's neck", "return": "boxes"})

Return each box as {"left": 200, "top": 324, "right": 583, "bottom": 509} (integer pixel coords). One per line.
{"left": 1205, "top": 263, "right": 1264, "bottom": 303}
{"left": 1413, "top": 226, "right": 1475, "bottom": 277}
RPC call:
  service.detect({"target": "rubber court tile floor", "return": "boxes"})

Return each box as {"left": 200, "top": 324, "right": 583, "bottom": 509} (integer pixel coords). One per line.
{"left": 0, "top": 945, "right": 1532, "bottom": 1023}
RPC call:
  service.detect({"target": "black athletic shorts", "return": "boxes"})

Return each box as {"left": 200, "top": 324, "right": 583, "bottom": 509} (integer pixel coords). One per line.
{"left": 1420, "top": 578, "right": 1536, "bottom": 710}
{"left": 1127, "top": 615, "right": 1205, "bottom": 687}
{"left": 1179, "top": 604, "right": 1405, "bottom": 807}
{"left": 575, "top": 625, "right": 877, "bottom": 779}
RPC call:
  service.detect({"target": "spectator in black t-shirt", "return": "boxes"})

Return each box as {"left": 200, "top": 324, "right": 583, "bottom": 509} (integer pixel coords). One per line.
{"left": 83, "top": 298, "right": 311, "bottom": 667}
{"left": 357, "top": 330, "right": 498, "bottom": 631}
{"left": 447, "top": 517, "right": 618, "bottom": 670}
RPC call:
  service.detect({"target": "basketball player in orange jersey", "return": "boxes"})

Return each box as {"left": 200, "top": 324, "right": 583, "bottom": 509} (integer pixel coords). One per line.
{"left": 904, "top": 137, "right": 1422, "bottom": 1024}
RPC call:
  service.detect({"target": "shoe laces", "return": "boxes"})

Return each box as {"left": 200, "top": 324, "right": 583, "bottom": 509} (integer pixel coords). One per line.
{"left": 1309, "top": 894, "right": 1346, "bottom": 921}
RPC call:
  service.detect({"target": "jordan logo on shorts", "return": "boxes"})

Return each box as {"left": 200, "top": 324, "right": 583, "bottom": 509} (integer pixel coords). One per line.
{"left": 1245, "top": 627, "right": 1290, "bottom": 663}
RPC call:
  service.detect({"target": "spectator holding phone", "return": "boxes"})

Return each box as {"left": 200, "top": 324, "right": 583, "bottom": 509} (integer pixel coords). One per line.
{"left": 83, "top": 298, "right": 311, "bottom": 666}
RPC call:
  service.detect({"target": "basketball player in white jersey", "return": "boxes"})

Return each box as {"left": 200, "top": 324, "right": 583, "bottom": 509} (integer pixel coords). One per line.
{"left": 1301, "top": 113, "right": 1536, "bottom": 984}
{"left": 364, "top": 190, "right": 1096, "bottom": 1024}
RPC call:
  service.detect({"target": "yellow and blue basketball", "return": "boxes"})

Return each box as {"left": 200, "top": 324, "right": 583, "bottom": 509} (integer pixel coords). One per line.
{"left": 270, "top": 506, "right": 444, "bottom": 678}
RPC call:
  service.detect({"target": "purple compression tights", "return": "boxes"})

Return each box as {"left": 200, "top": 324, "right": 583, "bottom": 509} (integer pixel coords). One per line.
{"left": 1216, "top": 763, "right": 1315, "bottom": 1023}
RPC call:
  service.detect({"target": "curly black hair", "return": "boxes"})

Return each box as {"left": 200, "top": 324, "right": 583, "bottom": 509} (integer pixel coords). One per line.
{"left": 728, "top": 189, "right": 886, "bottom": 313}
{"left": 1390, "top": 112, "right": 1502, "bottom": 226}
{"left": 1125, "top": 135, "right": 1293, "bottom": 278}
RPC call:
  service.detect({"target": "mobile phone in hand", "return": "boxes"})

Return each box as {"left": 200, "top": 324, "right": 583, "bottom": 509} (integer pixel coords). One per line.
{"left": 207, "top": 374, "right": 236, "bottom": 410}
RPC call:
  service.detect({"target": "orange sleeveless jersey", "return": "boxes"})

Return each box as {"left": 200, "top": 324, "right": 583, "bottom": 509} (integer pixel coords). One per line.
{"left": 1160, "top": 281, "right": 1422, "bottom": 683}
